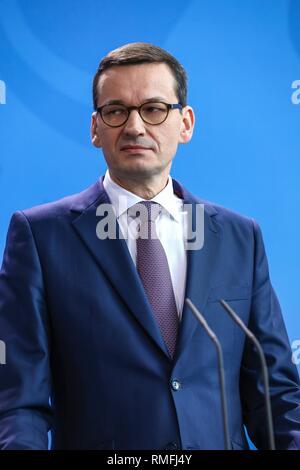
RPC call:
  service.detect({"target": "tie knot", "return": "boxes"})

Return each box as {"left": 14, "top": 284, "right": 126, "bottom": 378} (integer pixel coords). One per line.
{"left": 128, "top": 201, "right": 161, "bottom": 239}
{"left": 128, "top": 201, "right": 161, "bottom": 223}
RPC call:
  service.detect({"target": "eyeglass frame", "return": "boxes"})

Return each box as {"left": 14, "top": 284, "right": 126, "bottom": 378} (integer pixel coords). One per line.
{"left": 96, "top": 101, "right": 183, "bottom": 128}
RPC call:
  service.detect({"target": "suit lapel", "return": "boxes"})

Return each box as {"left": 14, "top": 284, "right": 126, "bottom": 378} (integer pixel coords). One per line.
{"left": 70, "top": 179, "right": 170, "bottom": 358}
{"left": 70, "top": 177, "right": 221, "bottom": 361}
{"left": 172, "top": 180, "right": 221, "bottom": 360}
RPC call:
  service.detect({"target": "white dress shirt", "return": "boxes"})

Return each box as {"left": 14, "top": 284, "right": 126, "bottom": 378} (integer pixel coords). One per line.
{"left": 103, "top": 170, "right": 187, "bottom": 319}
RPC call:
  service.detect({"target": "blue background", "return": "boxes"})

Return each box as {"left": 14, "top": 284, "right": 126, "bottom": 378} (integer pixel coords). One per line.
{"left": 0, "top": 0, "right": 299, "bottom": 379}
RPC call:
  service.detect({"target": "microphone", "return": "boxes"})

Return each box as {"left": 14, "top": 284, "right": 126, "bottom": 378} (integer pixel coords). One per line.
{"left": 219, "top": 299, "right": 275, "bottom": 450}
{"left": 185, "top": 298, "right": 231, "bottom": 450}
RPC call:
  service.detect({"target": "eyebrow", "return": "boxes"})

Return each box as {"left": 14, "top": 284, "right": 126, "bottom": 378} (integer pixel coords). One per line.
{"left": 102, "top": 97, "right": 168, "bottom": 106}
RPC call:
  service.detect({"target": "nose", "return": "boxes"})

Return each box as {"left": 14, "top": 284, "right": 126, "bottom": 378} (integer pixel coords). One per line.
{"left": 123, "top": 109, "right": 146, "bottom": 137}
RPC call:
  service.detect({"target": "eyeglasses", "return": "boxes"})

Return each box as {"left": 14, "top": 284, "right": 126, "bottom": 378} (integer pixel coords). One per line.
{"left": 96, "top": 101, "right": 182, "bottom": 127}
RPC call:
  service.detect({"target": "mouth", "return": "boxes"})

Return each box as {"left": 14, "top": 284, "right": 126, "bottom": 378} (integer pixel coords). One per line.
{"left": 121, "top": 145, "right": 151, "bottom": 150}
{"left": 120, "top": 145, "right": 152, "bottom": 154}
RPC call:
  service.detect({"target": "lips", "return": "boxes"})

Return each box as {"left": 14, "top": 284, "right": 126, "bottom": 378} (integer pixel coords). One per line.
{"left": 121, "top": 145, "right": 151, "bottom": 150}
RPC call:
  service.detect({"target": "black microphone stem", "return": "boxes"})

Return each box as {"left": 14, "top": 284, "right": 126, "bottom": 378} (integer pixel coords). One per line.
{"left": 185, "top": 298, "right": 231, "bottom": 450}
{"left": 220, "top": 299, "right": 275, "bottom": 450}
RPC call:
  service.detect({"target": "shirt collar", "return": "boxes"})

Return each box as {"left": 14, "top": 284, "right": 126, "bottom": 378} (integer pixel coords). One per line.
{"left": 102, "top": 170, "right": 182, "bottom": 222}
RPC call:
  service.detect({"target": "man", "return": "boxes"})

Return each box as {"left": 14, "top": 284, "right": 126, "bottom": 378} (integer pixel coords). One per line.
{"left": 0, "top": 42, "right": 300, "bottom": 450}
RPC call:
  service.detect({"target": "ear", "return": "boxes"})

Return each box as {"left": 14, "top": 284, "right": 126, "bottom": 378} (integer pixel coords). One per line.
{"left": 91, "top": 112, "right": 102, "bottom": 148}
{"left": 178, "top": 106, "right": 195, "bottom": 144}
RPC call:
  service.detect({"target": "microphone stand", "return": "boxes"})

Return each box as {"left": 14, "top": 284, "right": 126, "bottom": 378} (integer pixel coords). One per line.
{"left": 185, "top": 298, "right": 231, "bottom": 450}
{"left": 220, "top": 299, "right": 275, "bottom": 450}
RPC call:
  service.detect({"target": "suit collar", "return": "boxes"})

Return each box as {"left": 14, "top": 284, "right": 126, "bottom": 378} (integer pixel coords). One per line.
{"left": 70, "top": 176, "right": 218, "bottom": 218}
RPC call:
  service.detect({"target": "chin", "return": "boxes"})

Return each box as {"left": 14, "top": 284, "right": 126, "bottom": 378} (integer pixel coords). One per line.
{"left": 118, "top": 164, "right": 164, "bottom": 179}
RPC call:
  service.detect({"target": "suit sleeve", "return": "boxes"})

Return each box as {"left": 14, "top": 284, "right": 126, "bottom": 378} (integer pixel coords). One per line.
{"left": 240, "top": 219, "right": 300, "bottom": 450}
{"left": 0, "top": 211, "right": 52, "bottom": 449}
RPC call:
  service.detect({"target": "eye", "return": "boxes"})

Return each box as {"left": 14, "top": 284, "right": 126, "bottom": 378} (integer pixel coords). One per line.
{"left": 102, "top": 106, "right": 127, "bottom": 116}
{"left": 143, "top": 105, "right": 165, "bottom": 113}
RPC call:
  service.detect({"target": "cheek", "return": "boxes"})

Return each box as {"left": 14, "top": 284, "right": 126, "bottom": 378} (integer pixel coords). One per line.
{"left": 99, "top": 128, "right": 120, "bottom": 149}
{"left": 158, "top": 119, "right": 182, "bottom": 143}
{"left": 159, "top": 129, "right": 181, "bottom": 150}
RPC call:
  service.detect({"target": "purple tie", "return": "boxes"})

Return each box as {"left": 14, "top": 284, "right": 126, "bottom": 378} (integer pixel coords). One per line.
{"left": 134, "top": 201, "right": 179, "bottom": 358}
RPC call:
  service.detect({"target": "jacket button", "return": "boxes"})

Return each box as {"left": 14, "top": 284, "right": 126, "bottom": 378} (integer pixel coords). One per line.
{"left": 171, "top": 379, "right": 181, "bottom": 391}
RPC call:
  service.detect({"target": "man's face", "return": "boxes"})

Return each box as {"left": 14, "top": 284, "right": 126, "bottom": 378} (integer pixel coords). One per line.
{"left": 91, "top": 63, "right": 194, "bottom": 182}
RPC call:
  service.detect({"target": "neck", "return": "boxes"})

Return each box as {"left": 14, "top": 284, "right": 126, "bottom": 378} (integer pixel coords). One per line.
{"left": 108, "top": 171, "right": 170, "bottom": 199}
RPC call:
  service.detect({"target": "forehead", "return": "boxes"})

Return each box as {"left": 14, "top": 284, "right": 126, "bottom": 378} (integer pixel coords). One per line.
{"left": 97, "top": 63, "right": 177, "bottom": 104}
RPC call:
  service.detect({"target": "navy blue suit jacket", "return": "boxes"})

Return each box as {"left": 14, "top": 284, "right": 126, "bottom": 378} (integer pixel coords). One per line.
{"left": 0, "top": 177, "right": 300, "bottom": 450}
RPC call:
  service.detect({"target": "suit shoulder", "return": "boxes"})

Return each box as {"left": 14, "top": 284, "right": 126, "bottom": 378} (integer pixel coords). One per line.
{"left": 197, "top": 197, "right": 256, "bottom": 231}
{"left": 177, "top": 179, "right": 257, "bottom": 231}
{"left": 213, "top": 201, "right": 253, "bottom": 224}
{"left": 20, "top": 181, "right": 101, "bottom": 222}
